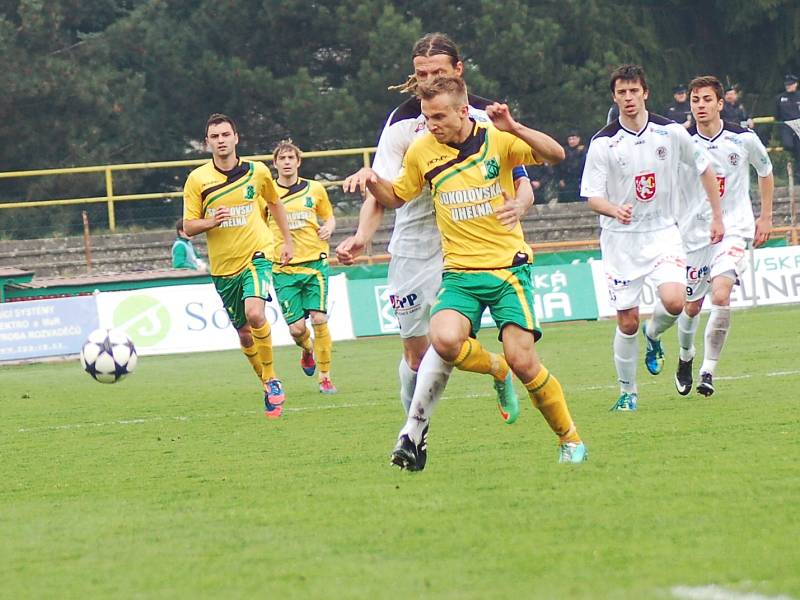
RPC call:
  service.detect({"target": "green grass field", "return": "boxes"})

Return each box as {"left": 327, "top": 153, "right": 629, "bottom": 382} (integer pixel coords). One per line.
{"left": 2, "top": 305, "right": 799, "bottom": 599}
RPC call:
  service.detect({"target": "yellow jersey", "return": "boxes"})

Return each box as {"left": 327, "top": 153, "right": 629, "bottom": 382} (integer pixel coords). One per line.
{"left": 392, "top": 121, "right": 539, "bottom": 270}
{"left": 183, "top": 159, "right": 278, "bottom": 276}
{"left": 270, "top": 177, "right": 333, "bottom": 265}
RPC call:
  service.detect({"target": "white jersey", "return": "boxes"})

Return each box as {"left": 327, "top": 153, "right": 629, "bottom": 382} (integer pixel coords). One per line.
{"left": 678, "top": 121, "right": 772, "bottom": 252}
{"left": 372, "top": 94, "right": 494, "bottom": 259}
{"left": 581, "top": 112, "right": 711, "bottom": 233}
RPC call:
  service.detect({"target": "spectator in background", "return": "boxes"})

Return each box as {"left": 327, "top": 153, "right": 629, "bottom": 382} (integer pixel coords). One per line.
{"left": 171, "top": 218, "right": 206, "bottom": 270}
{"left": 775, "top": 74, "right": 800, "bottom": 183}
{"left": 665, "top": 84, "right": 693, "bottom": 128}
{"left": 526, "top": 163, "right": 557, "bottom": 205}
{"left": 556, "top": 131, "right": 586, "bottom": 202}
{"left": 720, "top": 84, "right": 753, "bottom": 128}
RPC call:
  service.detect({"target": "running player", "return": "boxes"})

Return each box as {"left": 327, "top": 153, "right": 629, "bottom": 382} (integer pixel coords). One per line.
{"left": 336, "top": 32, "right": 535, "bottom": 423}
{"left": 674, "top": 75, "right": 774, "bottom": 397}
{"left": 183, "top": 113, "right": 293, "bottom": 418}
{"left": 581, "top": 65, "right": 724, "bottom": 411}
{"left": 270, "top": 140, "right": 338, "bottom": 394}
{"left": 344, "top": 76, "right": 586, "bottom": 468}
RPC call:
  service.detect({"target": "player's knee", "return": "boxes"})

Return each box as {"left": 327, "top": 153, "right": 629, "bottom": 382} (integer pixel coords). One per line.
{"left": 309, "top": 311, "right": 328, "bottom": 326}
{"left": 237, "top": 329, "right": 254, "bottom": 347}
{"left": 662, "top": 297, "right": 684, "bottom": 316}
{"left": 289, "top": 320, "right": 306, "bottom": 338}
{"left": 429, "top": 331, "right": 462, "bottom": 362}
{"left": 685, "top": 301, "right": 702, "bottom": 318}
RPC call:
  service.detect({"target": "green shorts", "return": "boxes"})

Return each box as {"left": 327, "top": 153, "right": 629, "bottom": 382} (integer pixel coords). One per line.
{"left": 430, "top": 264, "right": 542, "bottom": 341}
{"left": 272, "top": 258, "right": 329, "bottom": 325}
{"left": 212, "top": 256, "right": 273, "bottom": 330}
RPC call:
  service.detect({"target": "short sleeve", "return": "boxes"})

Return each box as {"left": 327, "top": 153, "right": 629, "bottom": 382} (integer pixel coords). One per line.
{"left": 183, "top": 172, "right": 203, "bottom": 219}
{"left": 745, "top": 131, "right": 773, "bottom": 178}
{"left": 315, "top": 182, "right": 334, "bottom": 219}
{"left": 676, "top": 126, "right": 710, "bottom": 174}
{"left": 580, "top": 139, "right": 608, "bottom": 198}
{"left": 392, "top": 153, "right": 424, "bottom": 203}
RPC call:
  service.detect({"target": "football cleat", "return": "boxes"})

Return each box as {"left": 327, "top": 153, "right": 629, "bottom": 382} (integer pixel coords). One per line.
{"left": 265, "top": 378, "right": 286, "bottom": 405}
{"left": 696, "top": 372, "right": 715, "bottom": 397}
{"left": 300, "top": 349, "right": 316, "bottom": 376}
{"left": 390, "top": 426, "right": 428, "bottom": 471}
{"left": 319, "top": 377, "right": 337, "bottom": 394}
{"left": 674, "top": 357, "right": 693, "bottom": 396}
{"left": 643, "top": 327, "right": 665, "bottom": 375}
{"left": 558, "top": 441, "right": 588, "bottom": 464}
{"left": 264, "top": 400, "right": 283, "bottom": 419}
{"left": 493, "top": 371, "right": 520, "bottom": 424}
{"left": 610, "top": 392, "right": 638, "bottom": 412}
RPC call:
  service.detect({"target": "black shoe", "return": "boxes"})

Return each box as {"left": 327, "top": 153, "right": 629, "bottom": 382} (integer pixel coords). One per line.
{"left": 390, "top": 425, "right": 428, "bottom": 471}
{"left": 696, "top": 372, "right": 715, "bottom": 397}
{"left": 674, "top": 358, "right": 693, "bottom": 396}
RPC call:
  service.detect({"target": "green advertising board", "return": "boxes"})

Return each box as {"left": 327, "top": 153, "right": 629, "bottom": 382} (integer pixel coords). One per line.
{"left": 346, "top": 263, "right": 599, "bottom": 337}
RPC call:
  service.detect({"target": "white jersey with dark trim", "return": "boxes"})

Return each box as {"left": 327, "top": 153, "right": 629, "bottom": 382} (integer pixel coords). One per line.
{"left": 678, "top": 121, "right": 772, "bottom": 252}
{"left": 581, "top": 113, "right": 711, "bottom": 233}
{"left": 372, "top": 94, "right": 494, "bottom": 259}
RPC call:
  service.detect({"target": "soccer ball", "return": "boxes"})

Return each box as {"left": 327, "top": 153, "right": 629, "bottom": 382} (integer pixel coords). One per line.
{"left": 80, "top": 328, "right": 138, "bottom": 384}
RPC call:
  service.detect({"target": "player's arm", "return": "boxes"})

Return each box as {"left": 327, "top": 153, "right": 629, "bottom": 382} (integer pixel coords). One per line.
{"left": 343, "top": 168, "right": 404, "bottom": 208}
{"left": 486, "top": 102, "right": 565, "bottom": 164}
{"left": 748, "top": 133, "right": 775, "bottom": 247}
{"left": 580, "top": 139, "right": 632, "bottom": 224}
{"left": 267, "top": 199, "right": 294, "bottom": 265}
{"left": 495, "top": 166, "right": 534, "bottom": 229}
{"left": 698, "top": 165, "right": 724, "bottom": 244}
{"left": 182, "top": 174, "right": 230, "bottom": 235}
{"left": 316, "top": 185, "right": 336, "bottom": 241}
{"left": 335, "top": 193, "right": 385, "bottom": 264}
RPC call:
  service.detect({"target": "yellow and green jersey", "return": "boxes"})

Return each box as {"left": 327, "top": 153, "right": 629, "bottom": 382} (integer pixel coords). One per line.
{"left": 270, "top": 177, "right": 333, "bottom": 264}
{"left": 392, "top": 121, "right": 539, "bottom": 270}
{"left": 183, "top": 159, "right": 278, "bottom": 277}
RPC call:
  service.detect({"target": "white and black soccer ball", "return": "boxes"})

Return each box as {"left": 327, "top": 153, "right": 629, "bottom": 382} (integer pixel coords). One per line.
{"left": 80, "top": 328, "right": 138, "bottom": 384}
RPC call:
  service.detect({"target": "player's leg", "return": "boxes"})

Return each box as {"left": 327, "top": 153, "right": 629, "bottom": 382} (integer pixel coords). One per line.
{"left": 675, "top": 246, "right": 711, "bottom": 395}
{"left": 698, "top": 273, "right": 735, "bottom": 396}
{"left": 398, "top": 335, "right": 429, "bottom": 413}
{"left": 309, "top": 310, "right": 335, "bottom": 393}
{"left": 275, "top": 270, "right": 316, "bottom": 376}
{"left": 213, "top": 274, "right": 263, "bottom": 381}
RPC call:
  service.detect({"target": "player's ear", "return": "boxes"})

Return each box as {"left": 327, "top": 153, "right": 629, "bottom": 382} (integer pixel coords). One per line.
{"left": 454, "top": 61, "right": 464, "bottom": 77}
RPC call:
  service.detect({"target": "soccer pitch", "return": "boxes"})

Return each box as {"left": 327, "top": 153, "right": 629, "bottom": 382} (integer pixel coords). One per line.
{"left": 2, "top": 305, "right": 798, "bottom": 599}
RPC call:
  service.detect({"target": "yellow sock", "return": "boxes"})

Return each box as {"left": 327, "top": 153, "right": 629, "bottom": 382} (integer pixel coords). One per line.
{"left": 453, "top": 338, "right": 509, "bottom": 382}
{"left": 295, "top": 327, "right": 313, "bottom": 353}
{"left": 524, "top": 366, "right": 581, "bottom": 443}
{"left": 241, "top": 344, "right": 262, "bottom": 380}
{"left": 313, "top": 322, "right": 332, "bottom": 378}
{"left": 251, "top": 323, "right": 276, "bottom": 381}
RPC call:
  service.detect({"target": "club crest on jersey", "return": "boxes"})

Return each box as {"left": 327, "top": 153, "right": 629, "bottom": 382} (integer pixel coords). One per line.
{"left": 244, "top": 185, "right": 255, "bottom": 200}
{"left": 716, "top": 175, "right": 726, "bottom": 198}
{"left": 656, "top": 146, "right": 668, "bottom": 160}
{"left": 634, "top": 172, "right": 656, "bottom": 202}
{"left": 482, "top": 157, "right": 500, "bottom": 180}
{"left": 305, "top": 196, "right": 314, "bottom": 208}
{"left": 728, "top": 153, "right": 740, "bottom": 166}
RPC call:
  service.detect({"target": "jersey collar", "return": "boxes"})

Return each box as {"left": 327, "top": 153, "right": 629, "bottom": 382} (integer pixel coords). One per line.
{"left": 619, "top": 112, "right": 649, "bottom": 137}
{"left": 696, "top": 120, "right": 724, "bottom": 142}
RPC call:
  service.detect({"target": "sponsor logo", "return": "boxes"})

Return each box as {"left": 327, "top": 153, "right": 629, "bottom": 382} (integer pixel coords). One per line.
{"left": 716, "top": 175, "right": 726, "bottom": 198}
{"left": 389, "top": 292, "right": 421, "bottom": 315}
{"left": 656, "top": 146, "right": 668, "bottom": 160}
{"left": 112, "top": 295, "right": 171, "bottom": 347}
{"left": 686, "top": 264, "right": 710, "bottom": 283}
{"left": 607, "top": 274, "right": 631, "bottom": 290}
{"left": 426, "top": 154, "right": 449, "bottom": 166}
{"left": 634, "top": 172, "right": 656, "bottom": 201}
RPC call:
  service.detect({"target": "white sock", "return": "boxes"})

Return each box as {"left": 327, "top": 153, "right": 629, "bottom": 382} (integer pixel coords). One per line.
{"left": 398, "top": 357, "right": 417, "bottom": 414}
{"left": 614, "top": 327, "right": 638, "bottom": 394}
{"left": 400, "top": 348, "right": 454, "bottom": 443}
{"left": 701, "top": 304, "right": 731, "bottom": 375}
{"left": 646, "top": 298, "right": 680, "bottom": 340}
{"left": 677, "top": 311, "right": 700, "bottom": 362}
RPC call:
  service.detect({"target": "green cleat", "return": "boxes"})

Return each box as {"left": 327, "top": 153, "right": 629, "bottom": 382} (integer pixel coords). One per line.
{"left": 643, "top": 327, "right": 664, "bottom": 375}
{"left": 558, "top": 441, "right": 588, "bottom": 463}
{"left": 610, "top": 392, "right": 638, "bottom": 412}
{"left": 493, "top": 372, "right": 519, "bottom": 424}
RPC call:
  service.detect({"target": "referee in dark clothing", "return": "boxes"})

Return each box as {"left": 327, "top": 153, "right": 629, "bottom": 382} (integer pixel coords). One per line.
{"left": 775, "top": 74, "right": 800, "bottom": 183}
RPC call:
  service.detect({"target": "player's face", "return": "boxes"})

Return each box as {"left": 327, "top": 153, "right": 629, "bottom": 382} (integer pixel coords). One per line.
{"left": 421, "top": 93, "right": 469, "bottom": 144}
{"left": 206, "top": 122, "right": 238, "bottom": 159}
{"left": 690, "top": 87, "right": 723, "bottom": 125}
{"left": 613, "top": 79, "right": 648, "bottom": 118}
{"left": 275, "top": 150, "right": 300, "bottom": 179}
{"left": 412, "top": 54, "right": 463, "bottom": 85}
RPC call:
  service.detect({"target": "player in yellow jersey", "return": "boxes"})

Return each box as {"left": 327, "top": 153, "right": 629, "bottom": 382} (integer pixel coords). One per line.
{"left": 344, "top": 77, "right": 587, "bottom": 468}
{"left": 183, "top": 114, "right": 294, "bottom": 419}
{"left": 269, "top": 140, "right": 338, "bottom": 394}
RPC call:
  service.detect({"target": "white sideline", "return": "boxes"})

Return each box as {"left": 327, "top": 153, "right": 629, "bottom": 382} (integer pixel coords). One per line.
{"left": 671, "top": 584, "right": 795, "bottom": 600}
{"left": 13, "top": 369, "right": 800, "bottom": 434}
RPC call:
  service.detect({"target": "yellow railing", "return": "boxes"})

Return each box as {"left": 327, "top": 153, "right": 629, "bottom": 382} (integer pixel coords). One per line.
{"left": 0, "top": 147, "right": 375, "bottom": 230}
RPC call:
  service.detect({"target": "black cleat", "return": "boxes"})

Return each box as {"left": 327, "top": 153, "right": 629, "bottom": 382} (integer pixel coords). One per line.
{"left": 674, "top": 358, "right": 693, "bottom": 396}
{"left": 696, "top": 372, "right": 715, "bottom": 397}
{"left": 390, "top": 426, "right": 428, "bottom": 471}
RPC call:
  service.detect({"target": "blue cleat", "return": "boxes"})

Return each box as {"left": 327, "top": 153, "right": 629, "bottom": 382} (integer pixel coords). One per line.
{"left": 643, "top": 327, "right": 664, "bottom": 375}
{"left": 300, "top": 349, "right": 316, "bottom": 377}
{"left": 493, "top": 372, "right": 519, "bottom": 424}
{"left": 558, "top": 441, "right": 588, "bottom": 463}
{"left": 264, "top": 378, "right": 286, "bottom": 419}
{"left": 610, "top": 392, "right": 638, "bottom": 412}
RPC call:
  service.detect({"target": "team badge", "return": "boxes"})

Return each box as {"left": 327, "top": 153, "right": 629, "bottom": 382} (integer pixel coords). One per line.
{"left": 656, "top": 146, "right": 668, "bottom": 160}
{"left": 634, "top": 172, "right": 656, "bottom": 202}
{"left": 244, "top": 185, "right": 255, "bottom": 200}
{"left": 305, "top": 196, "right": 314, "bottom": 208}
{"left": 716, "top": 175, "right": 726, "bottom": 198}
{"left": 728, "top": 153, "right": 740, "bottom": 166}
{"left": 482, "top": 157, "right": 500, "bottom": 180}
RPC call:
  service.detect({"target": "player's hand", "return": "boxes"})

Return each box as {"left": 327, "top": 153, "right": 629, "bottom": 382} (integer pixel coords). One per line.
{"left": 494, "top": 191, "right": 526, "bottom": 230}
{"left": 335, "top": 234, "right": 366, "bottom": 265}
{"left": 486, "top": 102, "right": 517, "bottom": 132}
{"left": 280, "top": 242, "right": 293, "bottom": 266}
{"left": 212, "top": 206, "right": 231, "bottom": 227}
{"left": 343, "top": 168, "right": 378, "bottom": 195}
{"left": 753, "top": 215, "right": 772, "bottom": 248}
{"left": 710, "top": 217, "right": 725, "bottom": 244}
{"left": 317, "top": 223, "right": 334, "bottom": 241}
{"left": 615, "top": 203, "right": 633, "bottom": 225}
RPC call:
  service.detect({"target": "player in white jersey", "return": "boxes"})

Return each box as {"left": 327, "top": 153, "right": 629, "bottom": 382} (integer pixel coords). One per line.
{"left": 581, "top": 64, "right": 724, "bottom": 411}
{"left": 336, "top": 33, "right": 534, "bottom": 420}
{"left": 673, "top": 75, "right": 774, "bottom": 397}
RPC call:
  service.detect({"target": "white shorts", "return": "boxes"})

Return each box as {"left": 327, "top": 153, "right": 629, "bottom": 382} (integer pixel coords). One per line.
{"left": 387, "top": 252, "right": 443, "bottom": 339}
{"left": 686, "top": 235, "right": 747, "bottom": 300}
{"left": 601, "top": 226, "right": 686, "bottom": 311}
